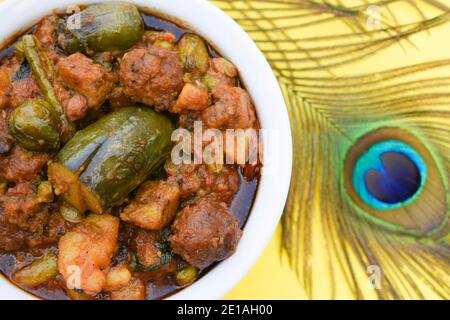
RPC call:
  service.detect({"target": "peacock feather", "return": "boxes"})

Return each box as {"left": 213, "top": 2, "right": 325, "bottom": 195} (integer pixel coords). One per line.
{"left": 212, "top": 0, "right": 450, "bottom": 299}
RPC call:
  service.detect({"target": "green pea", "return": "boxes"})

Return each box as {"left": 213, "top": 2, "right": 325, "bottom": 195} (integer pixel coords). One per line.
{"left": 176, "top": 266, "right": 199, "bottom": 286}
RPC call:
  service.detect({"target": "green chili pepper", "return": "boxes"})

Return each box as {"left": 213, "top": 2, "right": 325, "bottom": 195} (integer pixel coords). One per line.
{"left": 13, "top": 41, "right": 25, "bottom": 63}
{"left": 22, "top": 35, "right": 75, "bottom": 143}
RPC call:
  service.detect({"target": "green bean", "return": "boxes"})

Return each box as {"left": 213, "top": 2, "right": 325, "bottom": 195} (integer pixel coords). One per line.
{"left": 13, "top": 252, "right": 58, "bottom": 288}
{"left": 13, "top": 41, "right": 25, "bottom": 63}
{"left": 22, "top": 35, "right": 75, "bottom": 143}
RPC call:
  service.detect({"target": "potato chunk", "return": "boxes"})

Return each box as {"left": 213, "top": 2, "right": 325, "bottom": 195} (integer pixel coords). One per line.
{"left": 120, "top": 180, "right": 180, "bottom": 230}
{"left": 172, "top": 83, "right": 210, "bottom": 113}
{"left": 104, "top": 263, "right": 132, "bottom": 292}
{"left": 110, "top": 277, "right": 146, "bottom": 300}
{"left": 58, "top": 214, "right": 119, "bottom": 296}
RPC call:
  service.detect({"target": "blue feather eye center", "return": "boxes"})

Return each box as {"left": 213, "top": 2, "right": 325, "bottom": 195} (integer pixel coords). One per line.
{"left": 365, "top": 152, "right": 421, "bottom": 204}
{"left": 353, "top": 141, "right": 427, "bottom": 210}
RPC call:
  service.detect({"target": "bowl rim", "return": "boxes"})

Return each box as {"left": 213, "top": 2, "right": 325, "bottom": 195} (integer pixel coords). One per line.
{"left": 0, "top": 0, "right": 293, "bottom": 300}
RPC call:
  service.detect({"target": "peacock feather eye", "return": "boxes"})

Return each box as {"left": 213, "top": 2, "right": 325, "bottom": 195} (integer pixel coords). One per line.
{"left": 344, "top": 127, "right": 448, "bottom": 236}
{"left": 352, "top": 141, "right": 427, "bottom": 210}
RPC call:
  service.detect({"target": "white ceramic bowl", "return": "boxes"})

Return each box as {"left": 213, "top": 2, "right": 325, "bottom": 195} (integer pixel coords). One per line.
{"left": 0, "top": 0, "right": 292, "bottom": 300}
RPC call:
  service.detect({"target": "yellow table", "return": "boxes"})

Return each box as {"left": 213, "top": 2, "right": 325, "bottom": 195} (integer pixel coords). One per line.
{"left": 225, "top": 226, "right": 308, "bottom": 300}
{"left": 217, "top": 0, "right": 450, "bottom": 300}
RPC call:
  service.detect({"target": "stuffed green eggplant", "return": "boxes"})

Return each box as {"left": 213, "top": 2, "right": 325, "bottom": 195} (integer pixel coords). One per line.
{"left": 8, "top": 99, "right": 60, "bottom": 152}
{"left": 48, "top": 107, "right": 175, "bottom": 214}
{"left": 59, "top": 2, "right": 144, "bottom": 53}
{"left": 178, "top": 34, "right": 210, "bottom": 75}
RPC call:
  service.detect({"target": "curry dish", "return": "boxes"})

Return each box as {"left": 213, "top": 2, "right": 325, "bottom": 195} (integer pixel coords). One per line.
{"left": 0, "top": 2, "right": 260, "bottom": 300}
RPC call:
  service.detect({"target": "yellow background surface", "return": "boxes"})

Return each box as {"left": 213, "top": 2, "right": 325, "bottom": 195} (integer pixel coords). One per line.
{"left": 220, "top": 1, "right": 450, "bottom": 300}
{"left": 226, "top": 226, "right": 308, "bottom": 299}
